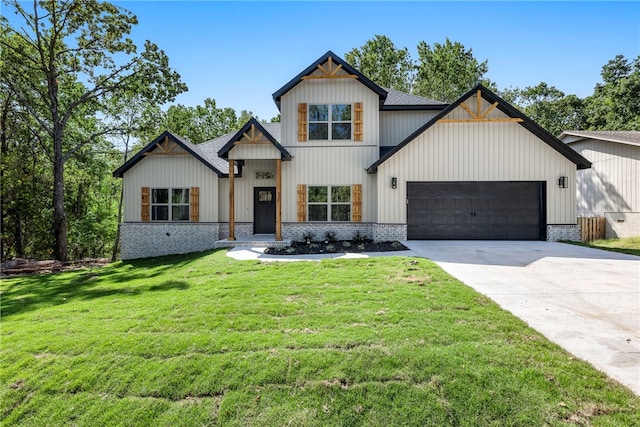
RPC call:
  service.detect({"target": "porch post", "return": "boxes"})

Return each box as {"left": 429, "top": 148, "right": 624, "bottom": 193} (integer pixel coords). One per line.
{"left": 276, "top": 158, "right": 282, "bottom": 241}
{"left": 228, "top": 159, "right": 235, "bottom": 241}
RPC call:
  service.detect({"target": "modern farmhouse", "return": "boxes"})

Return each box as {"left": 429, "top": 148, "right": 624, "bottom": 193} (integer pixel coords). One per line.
{"left": 114, "top": 51, "right": 591, "bottom": 259}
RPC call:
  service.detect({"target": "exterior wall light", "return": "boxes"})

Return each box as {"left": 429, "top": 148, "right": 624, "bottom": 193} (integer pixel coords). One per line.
{"left": 391, "top": 177, "right": 397, "bottom": 189}
{"left": 558, "top": 176, "right": 568, "bottom": 188}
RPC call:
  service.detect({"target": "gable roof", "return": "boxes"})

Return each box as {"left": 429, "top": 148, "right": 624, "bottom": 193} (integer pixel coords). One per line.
{"left": 382, "top": 88, "right": 448, "bottom": 111}
{"left": 559, "top": 130, "right": 640, "bottom": 147}
{"left": 112, "top": 131, "right": 225, "bottom": 178}
{"left": 367, "top": 83, "right": 592, "bottom": 173}
{"left": 217, "top": 118, "right": 292, "bottom": 160}
{"left": 272, "top": 50, "right": 388, "bottom": 110}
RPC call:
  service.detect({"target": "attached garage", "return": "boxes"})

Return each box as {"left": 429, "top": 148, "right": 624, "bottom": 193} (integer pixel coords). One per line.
{"left": 407, "top": 182, "right": 546, "bottom": 240}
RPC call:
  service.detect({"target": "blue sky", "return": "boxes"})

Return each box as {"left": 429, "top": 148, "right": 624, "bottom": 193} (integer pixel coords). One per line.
{"left": 8, "top": 1, "right": 640, "bottom": 121}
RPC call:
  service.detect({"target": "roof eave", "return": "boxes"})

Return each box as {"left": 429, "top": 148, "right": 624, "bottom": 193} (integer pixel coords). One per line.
{"left": 217, "top": 118, "right": 292, "bottom": 161}
{"left": 272, "top": 50, "right": 388, "bottom": 110}
{"left": 112, "top": 131, "right": 224, "bottom": 178}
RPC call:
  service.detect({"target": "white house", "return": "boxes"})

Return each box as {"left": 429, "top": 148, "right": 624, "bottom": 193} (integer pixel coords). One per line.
{"left": 559, "top": 130, "right": 639, "bottom": 238}
{"left": 114, "top": 51, "right": 591, "bottom": 259}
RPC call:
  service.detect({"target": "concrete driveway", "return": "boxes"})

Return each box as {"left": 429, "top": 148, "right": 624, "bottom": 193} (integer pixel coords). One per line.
{"left": 403, "top": 240, "right": 640, "bottom": 395}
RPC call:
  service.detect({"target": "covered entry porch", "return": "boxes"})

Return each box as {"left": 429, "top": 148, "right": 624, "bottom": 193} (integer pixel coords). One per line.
{"left": 217, "top": 119, "right": 292, "bottom": 241}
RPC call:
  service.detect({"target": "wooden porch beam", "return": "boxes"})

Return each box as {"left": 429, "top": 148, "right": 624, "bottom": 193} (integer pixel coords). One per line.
{"left": 228, "top": 159, "right": 235, "bottom": 241}
{"left": 276, "top": 159, "right": 282, "bottom": 241}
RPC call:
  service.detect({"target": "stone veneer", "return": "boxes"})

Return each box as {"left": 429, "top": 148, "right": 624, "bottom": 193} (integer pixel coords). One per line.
{"left": 546, "top": 224, "right": 581, "bottom": 242}
{"left": 372, "top": 223, "right": 407, "bottom": 241}
{"left": 120, "top": 223, "right": 219, "bottom": 260}
{"left": 281, "top": 222, "right": 374, "bottom": 242}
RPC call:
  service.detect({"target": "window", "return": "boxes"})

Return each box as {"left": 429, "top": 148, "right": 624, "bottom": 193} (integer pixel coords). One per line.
{"left": 151, "top": 188, "right": 190, "bottom": 221}
{"left": 308, "top": 186, "right": 351, "bottom": 221}
{"left": 256, "top": 171, "right": 275, "bottom": 180}
{"left": 308, "top": 104, "right": 352, "bottom": 140}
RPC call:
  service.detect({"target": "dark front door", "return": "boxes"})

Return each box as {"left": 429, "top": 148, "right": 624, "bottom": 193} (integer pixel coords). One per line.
{"left": 254, "top": 187, "right": 276, "bottom": 234}
{"left": 407, "top": 182, "right": 546, "bottom": 240}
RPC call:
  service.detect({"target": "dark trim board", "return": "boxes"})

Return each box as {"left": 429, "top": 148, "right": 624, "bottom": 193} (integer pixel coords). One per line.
{"left": 406, "top": 181, "right": 546, "bottom": 240}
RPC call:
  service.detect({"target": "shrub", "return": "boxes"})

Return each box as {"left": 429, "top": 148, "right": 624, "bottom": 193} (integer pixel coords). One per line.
{"left": 325, "top": 244, "right": 335, "bottom": 252}
{"left": 324, "top": 230, "right": 337, "bottom": 243}
{"left": 302, "top": 231, "right": 315, "bottom": 244}
{"left": 353, "top": 230, "right": 365, "bottom": 243}
{"left": 342, "top": 241, "right": 351, "bottom": 248}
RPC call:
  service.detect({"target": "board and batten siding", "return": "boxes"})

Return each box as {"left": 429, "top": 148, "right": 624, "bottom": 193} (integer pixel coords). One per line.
{"left": 123, "top": 153, "right": 219, "bottom": 222}
{"left": 379, "top": 110, "right": 440, "bottom": 146}
{"left": 282, "top": 147, "right": 378, "bottom": 223}
{"left": 280, "top": 79, "right": 380, "bottom": 147}
{"left": 569, "top": 139, "right": 640, "bottom": 215}
{"left": 376, "top": 119, "right": 577, "bottom": 225}
{"left": 228, "top": 143, "right": 282, "bottom": 160}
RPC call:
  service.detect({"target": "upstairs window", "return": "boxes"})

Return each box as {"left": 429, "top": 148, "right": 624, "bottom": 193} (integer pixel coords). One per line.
{"left": 308, "top": 104, "right": 352, "bottom": 140}
{"left": 151, "top": 188, "right": 190, "bottom": 221}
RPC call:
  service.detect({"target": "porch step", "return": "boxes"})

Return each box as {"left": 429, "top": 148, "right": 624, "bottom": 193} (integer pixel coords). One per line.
{"left": 215, "top": 235, "right": 292, "bottom": 248}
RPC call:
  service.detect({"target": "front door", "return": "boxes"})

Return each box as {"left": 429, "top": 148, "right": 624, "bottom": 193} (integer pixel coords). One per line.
{"left": 254, "top": 187, "right": 276, "bottom": 234}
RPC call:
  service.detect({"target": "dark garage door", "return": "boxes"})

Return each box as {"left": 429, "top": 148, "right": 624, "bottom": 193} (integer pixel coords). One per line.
{"left": 407, "top": 182, "right": 545, "bottom": 240}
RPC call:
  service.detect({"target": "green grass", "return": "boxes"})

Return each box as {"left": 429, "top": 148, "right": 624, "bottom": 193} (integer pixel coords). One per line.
{"left": 567, "top": 236, "right": 640, "bottom": 256}
{"left": 2, "top": 250, "right": 639, "bottom": 426}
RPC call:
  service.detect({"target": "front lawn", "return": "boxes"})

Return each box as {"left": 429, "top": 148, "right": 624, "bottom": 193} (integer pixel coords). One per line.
{"left": 2, "top": 250, "right": 638, "bottom": 425}
{"left": 567, "top": 236, "right": 640, "bottom": 256}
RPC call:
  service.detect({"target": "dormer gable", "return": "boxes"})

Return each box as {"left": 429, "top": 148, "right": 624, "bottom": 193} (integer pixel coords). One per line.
{"left": 218, "top": 118, "right": 292, "bottom": 161}
{"left": 272, "top": 50, "right": 388, "bottom": 110}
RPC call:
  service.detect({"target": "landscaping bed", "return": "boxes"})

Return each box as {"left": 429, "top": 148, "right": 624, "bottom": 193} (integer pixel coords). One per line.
{"left": 264, "top": 239, "right": 408, "bottom": 255}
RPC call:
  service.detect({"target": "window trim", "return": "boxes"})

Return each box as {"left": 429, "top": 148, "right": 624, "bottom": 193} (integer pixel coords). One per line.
{"left": 307, "top": 185, "right": 352, "bottom": 222}
{"left": 151, "top": 188, "right": 190, "bottom": 221}
{"left": 308, "top": 103, "right": 352, "bottom": 141}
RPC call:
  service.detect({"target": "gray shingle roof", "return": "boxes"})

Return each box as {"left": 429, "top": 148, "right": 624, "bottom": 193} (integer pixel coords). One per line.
{"left": 560, "top": 130, "right": 640, "bottom": 147}
{"left": 382, "top": 88, "right": 445, "bottom": 106}
{"left": 199, "top": 122, "right": 283, "bottom": 174}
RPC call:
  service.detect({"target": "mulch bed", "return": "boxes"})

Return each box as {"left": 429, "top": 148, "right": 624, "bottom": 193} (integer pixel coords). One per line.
{"left": 263, "top": 240, "right": 409, "bottom": 256}
{"left": 1, "top": 258, "right": 110, "bottom": 277}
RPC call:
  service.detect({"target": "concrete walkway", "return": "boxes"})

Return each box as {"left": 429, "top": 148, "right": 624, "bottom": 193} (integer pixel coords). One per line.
{"left": 403, "top": 240, "right": 640, "bottom": 395}
{"left": 226, "top": 241, "right": 640, "bottom": 395}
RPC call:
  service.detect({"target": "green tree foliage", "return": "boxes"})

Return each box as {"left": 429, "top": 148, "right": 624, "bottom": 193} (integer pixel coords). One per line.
{"left": 345, "top": 35, "right": 415, "bottom": 92}
{"left": 584, "top": 55, "right": 640, "bottom": 130}
{"left": 0, "top": 0, "right": 186, "bottom": 260}
{"left": 414, "top": 38, "right": 494, "bottom": 102}
{"left": 138, "top": 98, "right": 255, "bottom": 144}
{"left": 499, "top": 83, "right": 586, "bottom": 136}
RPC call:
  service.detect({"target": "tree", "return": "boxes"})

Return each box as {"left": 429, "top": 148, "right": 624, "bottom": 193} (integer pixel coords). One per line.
{"left": 1, "top": 0, "right": 187, "bottom": 260}
{"left": 414, "top": 38, "right": 493, "bottom": 102}
{"left": 584, "top": 55, "right": 640, "bottom": 130}
{"left": 138, "top": 99, "right": 255, "bottom": 144}
{"left": 345, "top": 35, "right": 415, "bottom": 92}
{"left": 500, "top": 83, "right": 586, "bottom": 136}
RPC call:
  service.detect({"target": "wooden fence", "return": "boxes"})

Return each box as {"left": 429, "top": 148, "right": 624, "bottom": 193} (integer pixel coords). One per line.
{"left": 577, "top": 217, "right": 606, "bottom": 242}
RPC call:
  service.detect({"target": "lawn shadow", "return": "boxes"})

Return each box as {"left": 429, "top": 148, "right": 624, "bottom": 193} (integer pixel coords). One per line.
{"left": 0, "top": 250, "right": 209, "bottom": 317}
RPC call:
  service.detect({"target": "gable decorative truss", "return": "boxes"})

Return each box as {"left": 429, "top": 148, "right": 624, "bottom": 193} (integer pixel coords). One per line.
{"left": 113, "top": 130, "right": 224, "bottom": 178}
{"left": 438, "top": 89, "right": 523, "bottom": 123}
{"left": 143, "top": 135, "right": 189, "bottom": 155}
{"left": 301, "top": 56, "right": 358, "bottom": 80}
{"left": 366, "top": 84, "right": 591, "bottom": 173}
{"left": 272, "top": 50, "right": 387, "bottom": 110}
{"left": 218, "top": 118, "right": 292, "bottom": 160}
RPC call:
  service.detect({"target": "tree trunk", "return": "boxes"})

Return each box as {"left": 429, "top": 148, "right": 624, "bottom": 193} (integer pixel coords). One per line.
{"left": 53, "top": 134, "right": 68, "bottom": 261}
{"left": 111, "top": 135, "right": 130, "bottom": 262}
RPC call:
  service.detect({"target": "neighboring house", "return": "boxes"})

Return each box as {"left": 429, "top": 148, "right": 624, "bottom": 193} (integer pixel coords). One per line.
{"left": 558, "top": 130, "right": 640, "bottom": 238}
{"left": 114, "top": 51, "right": 591, "bottom": 259}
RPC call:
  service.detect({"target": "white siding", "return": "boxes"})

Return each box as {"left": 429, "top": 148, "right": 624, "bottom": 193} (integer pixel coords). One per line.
{"left": 379, "top": 110, "right": 440, "bottom": 146}
{"left": 228, "top": 143, "right": 282, "bottom": 160}
{"left": 280, "top": 147, "right": 378, "bottom": 223}
{"left": 280, "top": 78, "right": 380, "bottom": 147}
{"left": 570, "top": 139, "right": 640, "bottom": 215}
{"left": 376, "top": 120, "right": 577, "bottom": 224}
{"left": 123, "top": 155, "right": 219, "bottom": 222}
